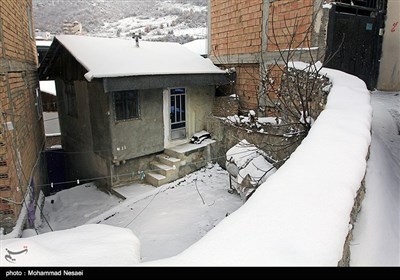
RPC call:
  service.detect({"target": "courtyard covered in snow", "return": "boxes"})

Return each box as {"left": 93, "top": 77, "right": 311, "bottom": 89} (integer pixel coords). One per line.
{"left": 36, "top": 164, "right": 242, "bottom": 262}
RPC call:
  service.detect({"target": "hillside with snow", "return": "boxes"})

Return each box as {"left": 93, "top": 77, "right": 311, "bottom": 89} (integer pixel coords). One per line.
{"left": 33, "top": 0, "right": 207, "bottom": 43}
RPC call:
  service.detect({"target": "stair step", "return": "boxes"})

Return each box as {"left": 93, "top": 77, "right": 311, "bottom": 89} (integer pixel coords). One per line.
{"left": 150, "top": 161, "right": 177, "bottom": 176}
{"left": 164, "top": 148, "right": 185, "bottom": 160}
{"left": 146, "top": 172, "right": 168, "bottom": 187}
{"left": 157, "top": 154, "right": 181, "bottom": 167}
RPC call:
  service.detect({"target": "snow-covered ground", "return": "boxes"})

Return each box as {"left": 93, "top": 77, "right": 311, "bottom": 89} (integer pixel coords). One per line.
{"left": 38, "top": 164, "right": 242, "bottom": 262}
{"left": 2, "top": 224, "right": 140, "bottom": 266}
{"left": 351, "top": 91, "right": 400, "bottom": 266}
{"left": 38, "top": 183, "right": 122, "bottom": 232}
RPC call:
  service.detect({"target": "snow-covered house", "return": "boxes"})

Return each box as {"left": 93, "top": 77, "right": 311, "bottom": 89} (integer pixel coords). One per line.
{"left": 183, "top": 39, "right": 208, "bottom": 58}
{"left": 39, "top": 35, "right": 230, "bottom": 189}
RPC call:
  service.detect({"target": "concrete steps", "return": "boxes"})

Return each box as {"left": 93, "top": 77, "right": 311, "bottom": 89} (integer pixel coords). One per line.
{"left": 145, "top": 140, "right": 214, "bottom": 187}
{"left": 146, "top": 172, "right": 168, "bottom": 187}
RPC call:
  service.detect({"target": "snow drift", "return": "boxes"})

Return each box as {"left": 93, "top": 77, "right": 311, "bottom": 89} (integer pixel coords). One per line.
{"left": 1, "top": 224, "right": 140, "bottom": 266}
{"left": 145, "top": 65, "right": 372, "bottom": 266}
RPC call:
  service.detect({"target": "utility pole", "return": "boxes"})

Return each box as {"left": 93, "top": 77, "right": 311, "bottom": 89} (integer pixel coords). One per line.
{"left": 132, "top": 32, "right": 142, "bottom": 47}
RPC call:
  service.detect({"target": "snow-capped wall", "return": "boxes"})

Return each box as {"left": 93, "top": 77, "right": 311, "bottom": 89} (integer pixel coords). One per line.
{"left": 145, "top": 65, "right": 372, "bottom": 266}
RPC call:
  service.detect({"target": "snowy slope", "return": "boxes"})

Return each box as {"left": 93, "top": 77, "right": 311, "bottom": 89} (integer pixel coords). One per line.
{"left": 33, "top": 0, "right": 207, "bottom": 43}
{"left": 1, "top": 224, "right": 140, "bottom": 266}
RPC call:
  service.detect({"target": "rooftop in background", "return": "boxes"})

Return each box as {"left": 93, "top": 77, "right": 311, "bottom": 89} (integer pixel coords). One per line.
{"left": 39, "top": 80, "right": 56, "bottom": 96}
{"left": 183, "top": 39, "right": 208, "bottom": 57}
{"left": 36, "top": 40, "right": 53, "bottom": 66}
{"left": 36, "top": 40, "right": 53, "bottom": 47}
{"left": 40, "top": 35, "right": 224, "bottom": 82}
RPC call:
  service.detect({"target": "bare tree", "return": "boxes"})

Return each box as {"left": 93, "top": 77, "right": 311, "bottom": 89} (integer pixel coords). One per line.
{"left": 210, "top": 2, "right": 336, "bottom": 198}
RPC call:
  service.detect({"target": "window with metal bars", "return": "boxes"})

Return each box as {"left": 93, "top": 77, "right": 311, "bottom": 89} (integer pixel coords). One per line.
{"left": 170, "top": 88, "right": 186, "bottom": 130}
{"left": 335, "top": 0, "right": 387, "bottom": 10}
{"left": 113, "top": 90, "right": 140, "bottom": 121}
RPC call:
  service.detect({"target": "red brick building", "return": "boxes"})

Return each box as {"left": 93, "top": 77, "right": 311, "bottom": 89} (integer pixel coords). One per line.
{"left": 0, "top": 1, "right": 45, "bottom": 235}
{"left": 209, "top": 0, "right": 398, "bottom": 110}
{"left": 209, "top": 0, "right": 328, "bottom": 112}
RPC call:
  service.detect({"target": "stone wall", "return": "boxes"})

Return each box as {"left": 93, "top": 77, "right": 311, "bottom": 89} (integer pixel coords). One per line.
{"left": 212, "top": 96, "right": 239, "bottom": 117}
{"left": 338, "top": 153, "right": 368, "bottom": 267}
{"left": 207, "top": 117, "right": 304, "bottom": 168}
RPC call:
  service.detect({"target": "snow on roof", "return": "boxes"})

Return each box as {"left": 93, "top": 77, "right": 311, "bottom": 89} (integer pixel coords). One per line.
{"left": 146, "top": 64, "right": 372, "bottom": 266}
{"left": 55, "top": 35, "right": 224, "bottom": 81}
{"left": 1, "top": 224, "right": 140, "bottom": 266}
{"left": 183, "top": 39, "right": 208, "bottom": 56}
{"left": 39, "top": 80, "right": 56, "bottom": 96}
{"left": 36, "top": 40, "right": 53, "bottom": 47}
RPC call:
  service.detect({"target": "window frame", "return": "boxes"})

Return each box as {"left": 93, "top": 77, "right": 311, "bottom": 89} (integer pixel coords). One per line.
{"left": 113, "top": 90, "right": 140, "bottom": 122}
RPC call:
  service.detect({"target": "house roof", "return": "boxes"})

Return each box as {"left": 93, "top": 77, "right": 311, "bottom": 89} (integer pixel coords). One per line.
{"left": 40, "top": 35, "right": 225, "bottom": 82}
{"left": 183, "top": 39, "right": 208, "bottom": 56}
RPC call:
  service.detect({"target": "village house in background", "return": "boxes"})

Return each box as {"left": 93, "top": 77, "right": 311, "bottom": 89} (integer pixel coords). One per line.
{"left": 0, "top": 0, "right": 46, "bottom": 235}
{"left": 62, "top": 21, "right": 83, "bottom": 35}
{"left": 208, "top": 0, "right": 400, "bottom": 113}
{"left": 39, "top": 35, "right": 231, "bottom": 189}
{"left": 35, "top": 30, "right": 51, "bottom": 41}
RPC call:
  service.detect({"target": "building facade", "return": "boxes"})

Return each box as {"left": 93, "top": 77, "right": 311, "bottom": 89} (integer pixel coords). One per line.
{"left": 39, "top": 35, "right": 230, "bottom": 189}
{"left": 209, "top": 0, "right": 399, "bottom": 112}
{"left": 0, "top": 1, "right": 45, "bottom": 235}
{"left": 62, "top": 21, "right": 83, "bottom": 35}
{"left": 209, "top": 0, "right": 328, "bottom": 112}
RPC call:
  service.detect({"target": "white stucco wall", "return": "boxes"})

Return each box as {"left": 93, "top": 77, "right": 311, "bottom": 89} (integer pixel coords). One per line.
{"left": 378, "top": 0, "right": 400, "bottom": 91}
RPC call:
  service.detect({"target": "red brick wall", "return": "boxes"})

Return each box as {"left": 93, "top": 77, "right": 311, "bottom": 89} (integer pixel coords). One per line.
{"left": 211, "top": 0, "right": 263, "bottom": 56}
{"left": 267, "top": 0, "right": 314, "bottom": 51}
{"left": 0, "top": 0, "right": 45, "bottom": 233}
{"left": 233, "top": 64, "right": 260, "bottom": 110}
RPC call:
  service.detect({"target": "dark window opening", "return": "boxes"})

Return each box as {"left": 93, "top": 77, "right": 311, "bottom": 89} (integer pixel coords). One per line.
{"left": 113, "top": 90, "right": 140, "bottom": 121}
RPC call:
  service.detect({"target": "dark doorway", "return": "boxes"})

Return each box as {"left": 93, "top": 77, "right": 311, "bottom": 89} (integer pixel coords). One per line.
{"left": 45, "top": 149, "right": 67, "bottom": 195}
{"left": 325, "top": 1, "right": 388, "bottom": 90}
